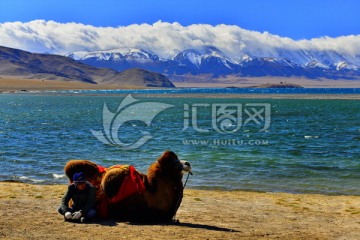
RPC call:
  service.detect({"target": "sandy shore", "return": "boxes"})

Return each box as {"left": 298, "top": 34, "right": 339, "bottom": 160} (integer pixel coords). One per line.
{"left": 132, "top": 93, "right": 360, "bottom": 99}
{"left": 0, "top": 78, "right": 145, "bottom": 91}
{"left": 2, "top": 77, "right": 360, "bottom": 100}
{"left": 172, "top": 76, "right": 360, "bottom": 89}
{"left": 1, "top": 76, "right": 360, "bottom": 92}
{"left": 0, "top": 182, "right": 359, "bottom": 239}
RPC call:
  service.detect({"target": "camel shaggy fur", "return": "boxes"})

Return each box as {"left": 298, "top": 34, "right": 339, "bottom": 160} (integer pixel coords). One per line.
{"left": 64, "top": 151, "right": 192, "bottom": 223}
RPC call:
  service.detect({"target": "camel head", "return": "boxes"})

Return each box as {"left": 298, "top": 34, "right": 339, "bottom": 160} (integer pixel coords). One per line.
{"left": 154, "top": 151, "right": 192, "bottom": 179}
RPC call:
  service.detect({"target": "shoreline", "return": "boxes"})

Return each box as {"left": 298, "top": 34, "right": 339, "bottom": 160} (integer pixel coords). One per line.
{"left": 1, "top": 182, "right": 359, "bottom": 239}
{"left": 2, "top": 88, "right": 360, "bottom": 100}
{"left": 1, "top": 76, "right": 360, "bottom": 91}
{"left": 3, "top": 91, "right": 360, "bottom": 100}
{"left": 2, "top": 78, "right": 360, "bottom": 100}
{"left": 2, "top": 180, "right": 359, "bottom": 197}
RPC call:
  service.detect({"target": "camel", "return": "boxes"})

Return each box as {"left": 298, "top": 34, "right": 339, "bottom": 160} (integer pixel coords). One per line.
{"left": 64, "top": 151, "right": 192, "bottom": 222}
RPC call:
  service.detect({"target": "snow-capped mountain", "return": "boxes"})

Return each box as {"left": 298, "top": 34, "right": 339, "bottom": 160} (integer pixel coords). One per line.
{"left": 70, "top": 48, "right": 159, "bottom": 62}
{"left": 279, "top": 49, "right": 360, "bottom": 71}
{"left": 67, "top": 46, "right": 360, "bottom": 80}
{"left": 166, "top": 47, "right": 238, "bottom": 75}
{"left": 69, "top": 48, "right": 166, "bottom": 73}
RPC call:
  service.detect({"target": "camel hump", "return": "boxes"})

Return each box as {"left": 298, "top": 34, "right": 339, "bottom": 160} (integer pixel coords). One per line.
{"left": 101, "top": 165, "right": 146, "bottom": 203}
{"left": 64, "top": 159, "right": 100, "bottom": 182}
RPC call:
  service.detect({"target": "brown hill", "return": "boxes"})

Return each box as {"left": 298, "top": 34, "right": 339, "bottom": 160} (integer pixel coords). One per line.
{"left": 109, "top": 68, "right": 175, "bottom": 87}
{"left": 0, "top": 46, "right": 174, "bottom": 88}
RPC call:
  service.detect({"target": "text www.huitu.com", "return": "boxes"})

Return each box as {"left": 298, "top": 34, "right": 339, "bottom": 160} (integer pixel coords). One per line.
{"left": 182, "top": 139, "right": 269, "bottom": 146}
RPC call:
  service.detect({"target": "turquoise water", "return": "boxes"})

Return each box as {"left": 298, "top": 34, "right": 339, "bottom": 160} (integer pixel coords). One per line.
{"left": 0, "top": 90, "right": 359, "bottom": 195}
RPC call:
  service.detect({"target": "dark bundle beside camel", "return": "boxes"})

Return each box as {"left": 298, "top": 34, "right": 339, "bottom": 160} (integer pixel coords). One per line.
{"left": 64, "top": 151, "right": 192, "bottom": 223}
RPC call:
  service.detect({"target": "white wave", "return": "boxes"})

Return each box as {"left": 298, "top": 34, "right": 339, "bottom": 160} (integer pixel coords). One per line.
{"left": 52, "top": 173, "right": 66, "bottom": 179}
{"left": 304, "top": 135, "right": 319, "bottom": 139}
{"left": 19, "top": 176, "right": 45, "bottom": 183}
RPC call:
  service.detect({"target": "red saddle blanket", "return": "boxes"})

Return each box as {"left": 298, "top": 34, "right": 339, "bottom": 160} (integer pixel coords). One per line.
{"left": 96, "top": 165, "right": 146, "bottom": 218}
{"left": 108, "top": 165, "right": 146, "bottom": 203}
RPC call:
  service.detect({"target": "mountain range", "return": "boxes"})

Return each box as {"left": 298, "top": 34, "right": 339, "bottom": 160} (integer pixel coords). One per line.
{"left": 1, "top": 44, "right": 359, "bottom": 88}
{"left": 0, "top": 46, "right": 175, "bottom": 88}
{"left": 68, "top": 46, "right": 360, "bottom": 81}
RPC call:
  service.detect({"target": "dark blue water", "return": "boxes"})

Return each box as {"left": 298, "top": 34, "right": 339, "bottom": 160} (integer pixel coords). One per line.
{"left": 0, "top": 89, "right": 359, "bottom": 195}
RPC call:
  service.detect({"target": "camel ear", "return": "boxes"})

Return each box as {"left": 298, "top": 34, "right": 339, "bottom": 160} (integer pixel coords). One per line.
{"left": 162, "top": 150, "right": 177, "bottom": 159}
{"left": 157, "top": 151, "right": 175, "bottom": 164}
{"left": 163, "top": 150, "right": 172, "bottom": 157}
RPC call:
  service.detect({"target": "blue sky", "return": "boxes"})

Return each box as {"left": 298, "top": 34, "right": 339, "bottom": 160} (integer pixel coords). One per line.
{"left": 0, "top": 0, "right": 359, "bottom": 40}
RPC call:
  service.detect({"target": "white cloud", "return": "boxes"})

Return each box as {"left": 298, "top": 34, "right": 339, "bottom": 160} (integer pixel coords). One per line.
{"left": 1, "top": 20, "right": 360, "bottom": 62}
